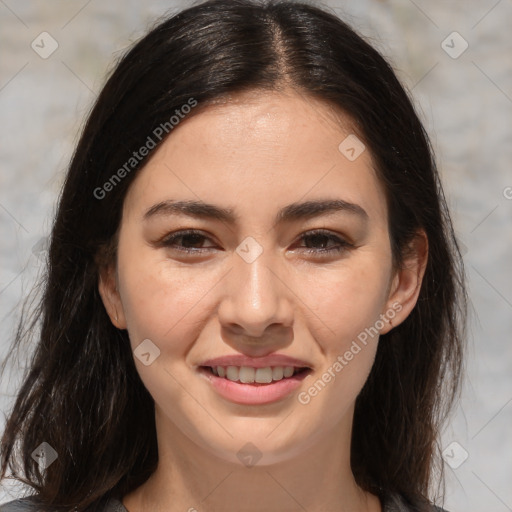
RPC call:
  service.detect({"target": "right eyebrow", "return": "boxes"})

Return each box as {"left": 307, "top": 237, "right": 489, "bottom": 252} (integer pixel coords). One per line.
{"left": 143, "top": 199, "right": 237, "bottom": 223}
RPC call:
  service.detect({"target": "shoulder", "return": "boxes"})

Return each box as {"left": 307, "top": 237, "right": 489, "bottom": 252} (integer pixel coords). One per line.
{"left": 0, "top": 497, "right": 41, "bottom": 512}
{"left": 382, "top": 491, "right": 450, "bottom": 512}
{"left": 0, "top": 496, "right": 127, "bottom": 512}
{"left": 2, "top": 494, "right": 448, "bottom": 512}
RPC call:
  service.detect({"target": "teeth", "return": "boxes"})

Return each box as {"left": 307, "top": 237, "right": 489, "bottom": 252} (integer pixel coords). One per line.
{"left": 283, "top": 366, "right": 294, "bottom": 378}
{"left": 226, "top": 366, "right": 239, "bottom": 381}
{"left": 239, "top": 366, "right": 255, "bottom": 383}
{"left": 211, "top": 365, "right": 302, "bottom": 383}
{"left": 272, "top": 366, "right": 284, "bottom": 380}
{"left": 256, "top": 367, "right": 273, "bottom": 383}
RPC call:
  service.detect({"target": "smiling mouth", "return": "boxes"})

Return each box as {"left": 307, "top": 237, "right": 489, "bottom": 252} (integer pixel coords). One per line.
{"left": 199, "top": 365, "right": 311, "bottom": 385}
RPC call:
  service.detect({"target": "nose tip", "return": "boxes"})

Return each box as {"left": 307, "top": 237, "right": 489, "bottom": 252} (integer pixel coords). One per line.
{"left": 217, "top": 249, "right": 294, "bottom": 341}
{"left": 221, "top": 322, "right": 295, "bottom": 357}
{"left": 227, "top": 322, "right": 292, "bottom": 343}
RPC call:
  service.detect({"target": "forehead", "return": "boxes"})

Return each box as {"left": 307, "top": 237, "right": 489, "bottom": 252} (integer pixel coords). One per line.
{"left": 122, "top": 89, "right": 387, "bottom": 226}
{"left": 178, "top": 89, "right": 357, "bottom": 158}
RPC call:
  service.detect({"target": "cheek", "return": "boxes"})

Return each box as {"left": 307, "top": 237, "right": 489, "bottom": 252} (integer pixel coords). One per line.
{"left": 116, "top": 244, "right": 222, "bottom": 352}
{"left": 300, "top": 260, "right": 390, "bottom": 347}
{"left": 292, "top": 260, "right": 390, "bottom": 416}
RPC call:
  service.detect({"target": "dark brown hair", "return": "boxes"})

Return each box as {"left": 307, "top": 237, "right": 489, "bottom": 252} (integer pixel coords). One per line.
{"left": 1, "top": 1, "right": 466, "bottom": 510}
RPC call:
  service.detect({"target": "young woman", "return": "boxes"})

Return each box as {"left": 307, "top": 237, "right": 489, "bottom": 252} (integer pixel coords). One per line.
{"left": 0, "top": 1, "right": 467, "bottom": 511}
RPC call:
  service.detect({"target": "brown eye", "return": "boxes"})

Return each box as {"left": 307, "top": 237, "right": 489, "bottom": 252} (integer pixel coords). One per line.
{"left": 296, "top": 229, "right": 352, "bottom": 255}
{"left": 161, "top": 230, "right": 216, "bottom": 254}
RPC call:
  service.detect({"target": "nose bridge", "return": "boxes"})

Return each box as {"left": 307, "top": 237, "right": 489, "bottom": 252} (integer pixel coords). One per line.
{"left": 219, "top": 237, "right": 294, "bottom": 336}
{"left": 243, "top": 249, "right": 277, "bottom": 311}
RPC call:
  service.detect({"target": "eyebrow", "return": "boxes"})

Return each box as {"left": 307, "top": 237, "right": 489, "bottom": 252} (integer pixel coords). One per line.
{"left": 143, "top": 198, "right": 368, "bottom": 224}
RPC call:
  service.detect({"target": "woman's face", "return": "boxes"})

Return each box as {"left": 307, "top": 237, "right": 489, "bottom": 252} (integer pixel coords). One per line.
{"left": 99, "top": 89, "right": 422, "bottom": 465}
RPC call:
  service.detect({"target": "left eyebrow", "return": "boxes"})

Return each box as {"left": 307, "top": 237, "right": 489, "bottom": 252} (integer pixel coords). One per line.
{"left": 275, "top": 198, "right": 368, "bottom": 223}
{"left": 142, "top": 198, "right": 369, "bottom": 224}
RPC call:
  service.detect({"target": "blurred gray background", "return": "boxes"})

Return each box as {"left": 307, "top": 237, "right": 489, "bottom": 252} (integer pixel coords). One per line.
{"left": 1, "top": 1, "right": 511, "bottom": 510}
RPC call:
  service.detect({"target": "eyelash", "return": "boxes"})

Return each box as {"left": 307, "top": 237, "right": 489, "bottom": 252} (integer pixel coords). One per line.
{"left": 159, "top": 229, "right": 352, "bottom": 256}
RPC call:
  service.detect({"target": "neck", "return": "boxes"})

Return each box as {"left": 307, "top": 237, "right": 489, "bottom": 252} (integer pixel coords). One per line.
{"left": 122, "top": 404, "right": 381, "bottom": 512}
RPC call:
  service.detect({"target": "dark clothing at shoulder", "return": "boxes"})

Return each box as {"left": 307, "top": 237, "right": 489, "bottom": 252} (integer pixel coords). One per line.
{"left": 0, "top": 496, "right": 42, "bottom": 512}
{"left": 0, "top": 496, "right": 40, "bottom": 512}
{"left": 0, "top": 493, "right": 450, "bottom": 511}
{"left": 382, "top": 491, "right": 449, "bottom": 512}
{"left": 0, "top": 495, "right": 124, "bottom": 512}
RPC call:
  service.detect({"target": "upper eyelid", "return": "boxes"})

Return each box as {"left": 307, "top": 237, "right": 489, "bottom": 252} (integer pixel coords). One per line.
{"left": 161, "top": 228, "right": 350, "bottom": 247}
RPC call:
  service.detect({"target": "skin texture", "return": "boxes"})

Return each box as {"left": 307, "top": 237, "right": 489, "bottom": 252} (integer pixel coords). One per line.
{"left": 98, "top": 89, "right": 427, "bottom": 512}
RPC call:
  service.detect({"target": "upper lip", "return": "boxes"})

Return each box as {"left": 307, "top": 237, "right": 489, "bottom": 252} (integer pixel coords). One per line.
{"left": 199, "top": 354, "right": 312, "bottom": 369}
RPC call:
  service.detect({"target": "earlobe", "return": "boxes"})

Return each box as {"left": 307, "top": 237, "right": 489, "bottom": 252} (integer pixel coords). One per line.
{"left": 98, "top": 264, "right": 127, "bottom": 330}
{"left": 380, "top": 230, "right": 428, "bottom": 334}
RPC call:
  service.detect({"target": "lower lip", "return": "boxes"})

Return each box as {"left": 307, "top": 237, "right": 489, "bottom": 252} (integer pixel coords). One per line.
{"left": 198, "top": 367, "right": 312, "bottom": 405}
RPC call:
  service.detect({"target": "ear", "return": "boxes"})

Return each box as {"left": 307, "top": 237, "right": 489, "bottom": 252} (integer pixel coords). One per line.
{"left": 379, "top": 230, "right": 428, "bottom": 335}
{"left": 98, "top": 262, "right": 127, "bottom": 330}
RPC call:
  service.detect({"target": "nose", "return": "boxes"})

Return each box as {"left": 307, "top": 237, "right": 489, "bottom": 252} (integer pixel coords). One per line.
{"left": 217, "top": 243, "right": 295, "bottom": 346}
